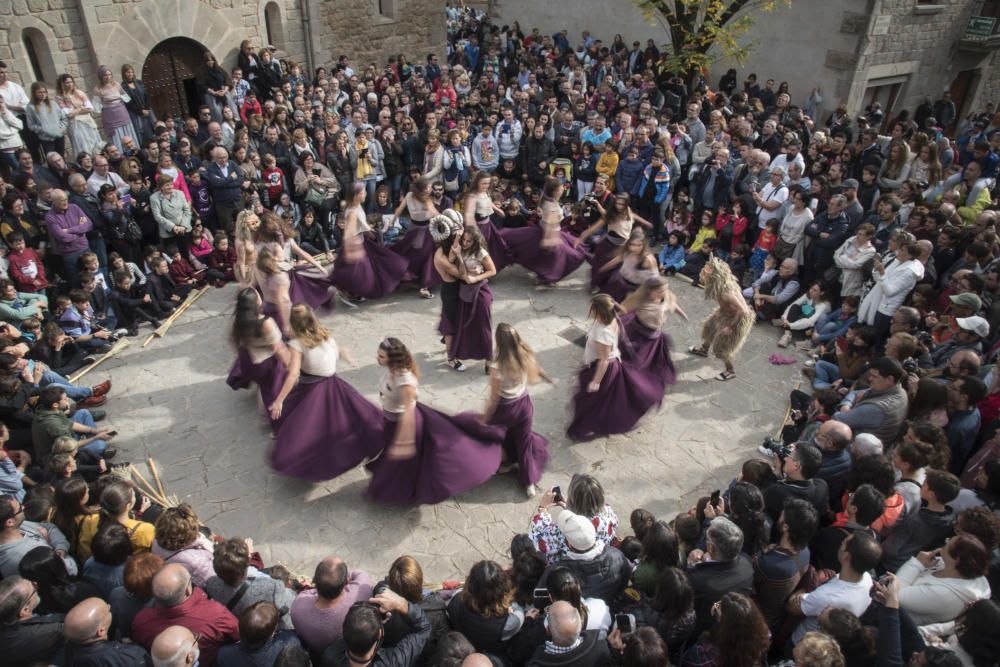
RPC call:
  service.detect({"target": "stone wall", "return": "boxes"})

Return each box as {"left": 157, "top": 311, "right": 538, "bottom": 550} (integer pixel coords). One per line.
{"left": 0, "top": 0, "right": 95, "bottom": 87}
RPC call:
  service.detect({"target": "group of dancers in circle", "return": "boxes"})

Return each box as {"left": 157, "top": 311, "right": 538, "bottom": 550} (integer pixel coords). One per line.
{"left": 225, "top": 173, "right": 746, "bottom": 505}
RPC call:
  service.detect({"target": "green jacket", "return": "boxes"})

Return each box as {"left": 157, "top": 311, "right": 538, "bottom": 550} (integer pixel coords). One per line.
{"left": 32, "top": 407, "right": 74, "bottom": 462}
{"left": 0, "top": 291, "right": 47, "bottom": 324}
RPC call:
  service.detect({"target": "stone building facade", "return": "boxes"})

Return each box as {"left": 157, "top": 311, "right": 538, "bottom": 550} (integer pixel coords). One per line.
{"left": 495, "top": 0, "right": 1000, "bottom": 127}
{"left": 0, "top": 0, "right": 446, "bottom": 120}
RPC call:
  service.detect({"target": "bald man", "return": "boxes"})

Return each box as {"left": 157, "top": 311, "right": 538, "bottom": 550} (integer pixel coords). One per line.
{"left": 460, "top": 655, "right": 495, "bottom": 667}
{"left": 151, "top": 626, "right": 198, "bottom": 667}
{"left": 132, "top": 564, "right": 238, "bottom": 667}
{"left": 526, "top": 600, "right": 610, "bottom": 666}
{"left": 813, "top": 420, "right": 854, "bottom": 513}
{"left": 64, "top": 597, "right": 151, "bottom": 666}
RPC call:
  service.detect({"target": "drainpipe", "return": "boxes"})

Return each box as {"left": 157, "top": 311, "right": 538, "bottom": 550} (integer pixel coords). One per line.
{"left": 301, "top": 0, "right": 316, "bottom": 76}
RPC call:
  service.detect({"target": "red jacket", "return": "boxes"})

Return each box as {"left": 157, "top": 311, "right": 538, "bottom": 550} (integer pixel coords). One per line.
{"left": 240, "top": 98, "right": 263, "bottom": 124}
{"left": 7, "top": 247, "right": 49, "bottom": 292}
{"left": 132, "top": 587, "right": 239, "bottom": 666}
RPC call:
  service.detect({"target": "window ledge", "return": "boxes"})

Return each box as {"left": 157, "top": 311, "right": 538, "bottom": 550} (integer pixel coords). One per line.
{"left": 372, "top": 15, "right": 397, "bottom": 25}
{"left": 913, "top": 4, "right": 946, "bottom": 15}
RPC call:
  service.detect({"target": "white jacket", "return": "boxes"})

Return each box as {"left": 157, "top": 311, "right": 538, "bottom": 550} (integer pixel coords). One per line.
{"left": 781, "top": 295, "right": 832, "bottom": 331}
{"left": 896, "top": 556, "right": 991, "bottom": 626}
{"left": 834, "top": 236, "right": 877, "bottom": 297}
{"left": 858, "top": 258, "right": 923, "bottom": 324}
{"left": 0, "top": 107, "right": 23, "bottom": 151}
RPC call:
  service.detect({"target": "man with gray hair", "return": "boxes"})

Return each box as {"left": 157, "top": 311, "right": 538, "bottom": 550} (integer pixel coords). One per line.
{"left": 0, "top": 574, "right": 66, "bottom": 665}
{"left": 526, "top": 600, "right": 610, "bottom": 666}
{"left": 132, "top": 563, "right": 239, "bottom": 666}
{"left": 851, "top": 433, "right": 884, "bottom": 459}
{"left": 686, "top": 516, "right": 753, "bottom": 634}
{"left": 803, "top": 193, "right": 849, "bottom": 282}
{"left": 151, "top": 625, "right": 199, "bottom": 667}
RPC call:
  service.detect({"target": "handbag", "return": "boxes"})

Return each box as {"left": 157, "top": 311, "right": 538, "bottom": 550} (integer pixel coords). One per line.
{"left": 305, "top": 184, "right": 327, "bottom": 207}
{"left": 773, "top": 237, "right": 796, "bottom": 261}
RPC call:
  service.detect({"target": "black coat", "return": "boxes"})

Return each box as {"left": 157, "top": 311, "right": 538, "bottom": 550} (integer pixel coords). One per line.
{"left": 687, "top": 555, "right": 754, "bottom": 634}
{"left": 0, "top": 614, "right": 66, "bottom": 667}
{"left": 526, "top": 630, "right": 610, "bottom": 667}
{"left": 540, "top": 546, "right": 632, "bottom": 605}
{"left": 64, "top": 639, "right": 152, "bottom": 667}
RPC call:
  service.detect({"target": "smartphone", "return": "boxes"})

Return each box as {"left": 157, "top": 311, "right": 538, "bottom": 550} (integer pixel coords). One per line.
{"left": 532, "top": 587, "right": 549, "bottom": 609}
{"left": 614, "top": 613, "right": 635, "bottom": 635}
{"left": 552, "top": 486, "right": 563, "bottom": 504}
{"left": 710, "top": 489, "right": 721, "bottom": 509}
{"left": 105, "top": 430, "right": 118, "bottom": 437}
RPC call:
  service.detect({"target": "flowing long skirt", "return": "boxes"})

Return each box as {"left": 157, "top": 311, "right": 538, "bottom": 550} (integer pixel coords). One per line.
{"left": 478, "top": 218, "right": 513, "bottom": 272}
{"left": 226, "top": 349, "right": 288, "bottom": 424}
{"left": 589, "top": 235, "right": 623, "bottom": 290}
{"left": 331, "top": 236, "right": 409, "bottom": 299}
{"left": 288, "top": 265, "right": 336, "bottom": 309}
{"left": 269, "top": 375, "right": 384, "bottom": 481}
{"left": 448, "top": 282, "right": 493, "bottom": 362}
{"left": 621, "top": 314, "right": 677, "bottom": 390}
{"left": 366, "top": 406, "right": 504, "bottom": 505}
{"left": 500, "top": 225, "right": 587, "bottom": 284}
{"left": 66, "top": 118, "right": 103, "bottom": 156}
{"left": 603, "top": 271, "right": 641, "bottom": 304}
{"left": 488, "top": 392, "right": 549, "bottom": 487}
{"left": 566, "top": 358, "right": 663, "bottom": 442}
{"left": 391, "top": 223, "right": 441, "bottom": 289}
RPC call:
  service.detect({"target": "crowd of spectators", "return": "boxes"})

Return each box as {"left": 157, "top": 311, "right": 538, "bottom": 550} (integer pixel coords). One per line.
{"left": 1, "top": 2, "right": 1000, "bottom": 666}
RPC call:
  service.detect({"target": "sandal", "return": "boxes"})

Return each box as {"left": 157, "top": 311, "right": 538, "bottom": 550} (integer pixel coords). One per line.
{"left": 419, "top": 288, "right": 434, "bottom": 299}
{"left": 688, "top": 346, "right": 708, "bottom": 357}
{"left": 715, "top": 370, "right": 736, "bottom": 381}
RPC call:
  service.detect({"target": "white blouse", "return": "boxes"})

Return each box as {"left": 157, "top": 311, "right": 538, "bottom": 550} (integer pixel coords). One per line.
{"left": 584, "top": 321, "right": 620, "bottom": 364}
{"left": 493, "top": 365, "right": 527, "bottom": 400}
{"left": 290, "top": 337, "right": 338, "bottom": 377}
{"left": 380, "top": 369, "right": 418, "bottom": 414}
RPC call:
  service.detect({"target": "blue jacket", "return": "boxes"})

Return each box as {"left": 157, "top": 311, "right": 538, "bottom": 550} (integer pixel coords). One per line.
{"left": 615, "top": 158, "right": 645, "bottom": 196}
{"left": 658, "top": 244, "right": 685, "bottom": 270}
{"left": 638, "top": 164, "right": 671, "bottom": 204}
{"left": 203, "top": 160, "right": 244, "bottom": 204}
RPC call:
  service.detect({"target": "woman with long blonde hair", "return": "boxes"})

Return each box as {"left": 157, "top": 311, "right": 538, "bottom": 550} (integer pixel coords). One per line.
{"left": 484, "top": 323, "right": 552, "bottom": 497}
{"left": 266, "top": 303, "right": 382, "bottom": 480}
{"left": 366, "top": 337, "right": 504, "bottom": 504}
{"left": 599, "top": 228, "right": 658, "bottom": 303}
{"left": 621, "top": 276, "right": 687, "bottom": 392}
{"left": 567, "top": 294, "right": 663, "bottom": 441}
{"left": 255, "top": 211, "right": 335, "bottom": 314}
{"left": 463, "top": 170, "right": 513, "bottom": 271}
{"left": 233, "top": 210, "right": 260, "bottom": 287}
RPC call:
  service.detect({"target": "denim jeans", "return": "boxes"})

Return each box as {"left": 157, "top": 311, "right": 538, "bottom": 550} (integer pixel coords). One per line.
{"left": 812, "top": 360, "right": 840, "bottom": 390}
{"left": 40, "top": 369, "right": 92, "bottom": 400}
{"left": 73, "top": 409, "right": 107, "bottom": 457}
{"left": 62, "top": 250, "right": 87, "bottom": 288}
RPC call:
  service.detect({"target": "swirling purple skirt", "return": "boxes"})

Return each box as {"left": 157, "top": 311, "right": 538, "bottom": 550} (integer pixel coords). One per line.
{"left": 589, "top": 235, "right": 622, "bottom": 290}
{"left": 289, "top": 265, "right": 336, "bottom": 309}
{"left": 331, "top": 236, "right": 409, "bottom": 299}
{"left": 566, "top": 358, "right": 663, "bottom": 442}
{"left": 391, "top": 223, "right": 442, "bottom": 289}
{"left": 270, "top": 374, "right": 384, "bottom": 481}
{"left": 488, "top": 392, "right": 549, "bottom": 486}
{"left": 478, "top": 218, "right": 513, "bottom": 272}
{"left": 448, "top": 282, "right": 493, "bottom": 362}
{"left": 226, "top": 349, "right": 287, "bottom": 425}
{"left": 603, "top": 271, "right": 641, "bottom": 304}
{"left": 500, "top": 225, "right": 587, "bottom": 284}
{"left": 621, "top": 313, "right": 677, "bottom": 390}
{"left": 366, "top": 406, "right": 504, "bottom": 505}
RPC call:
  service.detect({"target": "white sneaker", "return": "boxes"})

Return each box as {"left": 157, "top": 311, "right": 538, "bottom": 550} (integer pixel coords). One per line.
{"left": 113, "top": 328, "right": 129, "bottom": 337}
{"left": 804, "top": 359, "right": 816, "bottom": 367}
{"left": 525, "top": 484, "right": 539, "bottom": 498}
{"left": 757, "top": 445, "right": 776, "bottom": 457}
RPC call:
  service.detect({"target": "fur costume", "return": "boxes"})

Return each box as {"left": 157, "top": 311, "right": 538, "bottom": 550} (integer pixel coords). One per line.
{"left": 700, "top": 256, "right": 755, "bottom": 367}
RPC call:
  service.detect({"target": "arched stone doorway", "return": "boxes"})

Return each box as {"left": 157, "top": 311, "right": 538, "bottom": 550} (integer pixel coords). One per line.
{"left": 142, "top": 37, "right": 207, "bottom": 121}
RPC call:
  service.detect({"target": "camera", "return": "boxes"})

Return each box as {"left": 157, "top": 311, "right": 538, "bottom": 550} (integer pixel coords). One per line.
{"left": 902, "top": 358, "right": 919, "bottom": 375}
{"left": 760, "top": 436, "right": 792, "bottom": 460}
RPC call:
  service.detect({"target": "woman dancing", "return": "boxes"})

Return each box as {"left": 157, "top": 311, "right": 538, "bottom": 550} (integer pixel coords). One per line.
{"left": 501, "top": 177, "right": 588, "bottom": 286}
{"left": 575, "top": 192, "right": 652, "bottom": 291}
{"left": 330, "top": 183, "right": 409, "bottom": 300}
{"left": 436, "top": 222, "right": 496, "bottom": 373}
{"left": 226, "top": 288, "right": 289, "bottom": 422}
{"left": 266, "top": 304, "right": 383, "bottom": 481}
{"left": 620, "top": 276, "right": 687, "bottom": 393}
{"left": 463, "top": 171, "right": 512, "bottom": 271}
{"left": 598, "top": 229, "right": 658, "bottom": 303}
{"left": 688, "top": 256, "right": 755, "bottom": 381}
{"left": 254, "top": 247, "right": 293, "bottom": 335}
{"left": 233, "top": 210, "right": 259, "bottom": 287}
{"left": 391, "top": 177, "right": 441, "bottom": 298}
{"left": 366, "top": 337, "right": 505, "bottom": 505}
{"left": 483, "top": 323, "right": 552, "bottom": 498}
{"left": 567, "top": 294, "right": 663, "bottom": 442}
{"left": 255, "top": 211, "right": 335, "bottom": 313}
{"left": 431, "top": 211, "right": 468, "bottom": 371}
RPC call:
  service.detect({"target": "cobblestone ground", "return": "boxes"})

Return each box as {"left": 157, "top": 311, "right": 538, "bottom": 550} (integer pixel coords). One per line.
{"left": 105, "top": 263, "right": 800, "bottom": 582}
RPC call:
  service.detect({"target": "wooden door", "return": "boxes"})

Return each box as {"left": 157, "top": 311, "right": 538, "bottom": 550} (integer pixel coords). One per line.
{"left": 142, "top": 38, "right": 204, "bottom": 121}
{"left": 948, "top": 69, "right": 980, "bottom": 134}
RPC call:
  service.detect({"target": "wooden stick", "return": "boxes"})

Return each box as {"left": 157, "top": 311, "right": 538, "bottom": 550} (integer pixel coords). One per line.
{"left": 142, "top": 287, "right": 210, "bottom": 347}
{"left": 148, "top": 457, "right": 167, "bottom": 499}
{"left": 68, "top": 338, "right": 130, "bottom": 383}
{"left": 128, "top": 465, "right": 170, "bottom": 507}
{"left": 773, "top": 381, "right": 803, "bottom": 440}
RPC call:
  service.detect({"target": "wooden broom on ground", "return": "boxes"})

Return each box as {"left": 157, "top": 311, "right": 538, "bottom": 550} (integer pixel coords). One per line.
{"left": 142, "top": 287, "right": 211, "bottom": 348}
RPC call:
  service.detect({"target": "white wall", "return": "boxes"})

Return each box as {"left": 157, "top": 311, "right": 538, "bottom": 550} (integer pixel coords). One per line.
{"left": 495, "top": 0, "right": 667, "bottom": 45}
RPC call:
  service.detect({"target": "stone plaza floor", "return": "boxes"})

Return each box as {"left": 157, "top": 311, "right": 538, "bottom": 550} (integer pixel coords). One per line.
{"left": 104, "top": 263, "right": 800, "bottom": 582}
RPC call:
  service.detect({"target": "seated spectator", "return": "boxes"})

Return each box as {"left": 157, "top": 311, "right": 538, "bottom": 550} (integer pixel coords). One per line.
{"left": 679, "top": 592, "right": 770, "bottom": 667}
{"left": 150, "top": 625, "right": 200, "bottom": 667}
{"left": 631, "top": 520, "right": 679, "bottom": 597}
{"left": 217, "top": 602, "right": 301, "bottom": 667}
{"left": 833, "top": 356, "right": 909, "bottom": 444}
{"left": 0, "top": 574, "right": 66, "bottom": 666}
{"left": 809, "top": 483, "right": 885, "bottom": 571}
{"left": 761, "top": 442, "right": 829, "bottom": 529}
{"left": 788, "top": 532, "right": 881, "bottom": 644}
{"left": 750, "top": 258, "right": 800, "bottom": 322}
{"left": 896, "top": 534, "right": 991, "bottom": 626}
{"left": 685, "top": 516, "right": 753, "bottom": 633}
{"left": 151, "top": 504, "right": 216, "bottom": 587}
{"left": 812, "top": 420, "right": 854, "bottom": 511}
{"left": 290, "top": 556, "right": 372, "bottom": 654}
{"left": 880, "top": 468, "right": 960, "bottom": 572}
{"left": 6, "top": 233, "right": 48, "bottom": 293}
{"left": 372, "top": 555, "right": 448, "bottom": 663}
{"left": 620, "top": 567, "right": 696, "bottom": 664}
{"left": 108, "top": 552, "right": 164, "bottom": 641}
{"left": 0, "top": 278, "right": 48, "bottom": 325}
{"left": 538, "top": 507, "right": 632, "bottom": 605}
{"left": 753, "top": 498, "right": 818, "bottom": 629}
{"left": 322, "top": 588, "right": 431, "bottom": 667}
{"left": 205, "top": 537, "right": 295, "bottom": 630}
{"left": 131, "top": 563, "right": 239, "bottom": 666}
{"left": 832, "top": 454, "right": 904, "bottom": 537}
{"left": 526, "top": 600, "right": 609, "bottom": 666}
{"left": 109, "top": 269, "right": 165, "bottom": 336}
{"left": 77, "top": 481, "right": 155, "bottom": 561}
{"left": 81, "top": 523, "right": 131, "bottom": 599}
{"left": 529, "top": 474, "right": 618, "bottom": 563}
{"left": 0, "top": 493, "right": 76, "bottom": 577}
{"left": 63, "top": 596, "right": 150, "bottom": 666}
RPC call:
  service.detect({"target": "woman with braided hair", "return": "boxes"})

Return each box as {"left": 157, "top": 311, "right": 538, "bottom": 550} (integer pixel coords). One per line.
{"left": 688, "top": 256, "right": 754, "bottom": 381}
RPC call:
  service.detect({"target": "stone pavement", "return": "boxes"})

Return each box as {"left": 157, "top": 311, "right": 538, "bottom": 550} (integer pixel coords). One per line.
{"left": 104, "top": 263, "right": 801, "bottom": 582}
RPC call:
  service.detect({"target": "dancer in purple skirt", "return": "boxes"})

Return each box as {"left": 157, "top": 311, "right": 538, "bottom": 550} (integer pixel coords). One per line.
{"left": 266, "top": 304, "right": 383, "bottom": 481}
{"left": 227, "top": 287, "right": 289, "bottom": 423}
{"left": 438, "top": 224, "right": 496, "bottom": 373}
{"left": 391, "top": 177, "right": 441, "bottom": 298}
{"left": 254, "top": 247, "right": 293, "bottom": 335}
{"left": 599, "top": 229, "right": 659, "bottom": 304}
{"left": 483, "top": 323, "right": 552, "bottom": 498}
{"left": 366, "top": 337, "right": 505, "bottom": 505}
{"left": 620, "top": 276, "right": 688, "bottom": 393}
{"left": 501, "top": 177, "right": 587, "bottom": 285}
{"left": 431, "top": 211, "right": 468, "bottom": 371}
{"left": 574, "top": 193, "right": 653, "bottom": 291}
{"left": 463, "top": 171, "right": 512, "bottom": 271}
{"left": 566, "top": 294, "right": 664, "bottom": 442}
{"left": 330, "top": 183, "right": 409, "bottom": 300}
{"left": 255, "top": 212, "right": 335, "bottom": 313}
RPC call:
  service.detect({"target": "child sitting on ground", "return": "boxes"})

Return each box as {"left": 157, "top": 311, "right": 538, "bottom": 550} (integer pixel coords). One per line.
{"left": 680, "top": 238, "right": 717, "bottom": 285}
{"left": 146, "top": 256, "right": 187, "bottom": 308}
{"left": 207, "top": 233, "right": 236, "bottom": 284}
{"left": 59, "top": 290, "right": 114, "bottom": 353}
{"left": 658, "top": 230, "right": 686, "bottom": 275}
{"left": 109, "top": 269, "right": 164, "bottom": 336}
{"left": 81, "top": 272, "right": 113, "bottom": 330}
{"left": 6, "top": 232, "right": 48, "bottom": 293}
{"left": 166, "top": 246, "right": 205, "bottom": 289}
